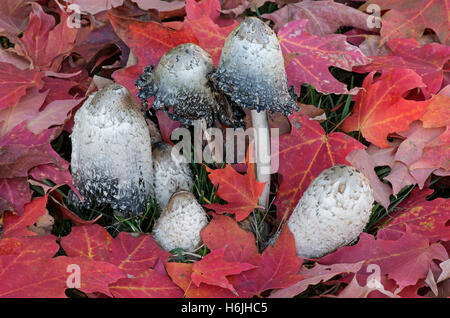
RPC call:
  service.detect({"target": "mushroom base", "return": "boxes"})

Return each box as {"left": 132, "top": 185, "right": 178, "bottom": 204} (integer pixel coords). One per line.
{"left": 70, "top": 168, "right": 152, "bottom": 217}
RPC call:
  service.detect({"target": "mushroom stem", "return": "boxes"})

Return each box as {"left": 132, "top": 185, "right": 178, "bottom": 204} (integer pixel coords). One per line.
{"left": 251, "top": 109, "right": 271, "bottom": 211}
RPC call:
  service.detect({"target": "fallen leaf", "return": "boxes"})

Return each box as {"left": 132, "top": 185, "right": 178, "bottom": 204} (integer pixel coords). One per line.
{"left": 346, "top": 149, "right": 392, "bottom": 208}
{"left": 278, "top": 19, "right": 370, "bottom": 95}
{"left": 0, "top": 62, "right": 44, "bottom": 111}
{"left": 0, "top": 0, "right": 35, "bottom": 36}
{"left": 270, "top": 261, "right": 365, "bottom": 298}
{"left": 377, "top": 187, "right": 450, "bottom": 242}
{"left": 354, "top": 38, "right": 450, "bottom": 97}
{"left": 14, "top": 4, "right": 78, "bottom": 71}
{"left": 364, "top": 0, "right": 450, "bottom": 45}
{"left": 191, "top": 247, "right": 256, "bottom": 294}
{"left": 410, "top": 127, "right": 450, "bottom": 172}
{"left": 320, "top": 230, "right": 448, "bottom": 290}
{"left": 421, "top": 94, "right": 450, "bottom": 129}
{"left": 109, "top": 268, "right": 184, "bottom": 298}
{"left": 341, "top": 69, "right": 433, "bottom": 148}
{"left": 60, "top": 224, "right": 169, "bottom": 276}
{"left": 205, "top": 163, "right": 266, "bottom": 222}
{"left": 263, "top": 0, "right": 374, "bottom": 34}
{"left": 2, "top": 196, "right": 48, "bottom": 238}
{"left": 201, "top": 215, "right": 303, "bottom": 297}
{"left": 0, "top": 178, "right": 31, "bottom": 216}
{"left": 165, "top": 262, "right": 235, "bottom": 298}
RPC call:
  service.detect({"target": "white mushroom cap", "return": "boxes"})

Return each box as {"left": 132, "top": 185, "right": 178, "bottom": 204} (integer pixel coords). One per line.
{"left": 70, "top": 84, "right": 153, "bottom": 216}
{"left": 212, "top": 17, "right": 298, "bottom": 115}
{"left": 287, "top": 165, "right": 374, "bottom": 258}
{"left": 152, "top": 191, "right": 209, "bottom": 252}
{"left": 136, "top": 43, "right": 219, "bottom": 126}
{"left": 152, "top": 142, "right": 193, "bottom": 210}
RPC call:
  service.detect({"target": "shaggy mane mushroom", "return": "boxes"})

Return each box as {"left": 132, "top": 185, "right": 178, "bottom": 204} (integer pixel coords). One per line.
{"left": 287, "top": 165, "right": 375, "bottom": 258}
{"left": 70, "top": 84, "right": 153, "bottom": 216}
{"left": 211, "top": 17, "right": 299, "bottom": 210}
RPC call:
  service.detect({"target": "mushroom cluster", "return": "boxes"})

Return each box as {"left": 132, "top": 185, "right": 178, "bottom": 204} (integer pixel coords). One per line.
{"left": 70, "top": 84, "right": 153, "bottom": 216}
{"left": 136, "top": 17, "right": 299, "bottom": 211}
{"left": 287, "top": 165, "right": 374, "bottom": 259}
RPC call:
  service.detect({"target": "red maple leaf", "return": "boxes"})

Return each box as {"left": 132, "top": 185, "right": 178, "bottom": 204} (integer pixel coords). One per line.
{"left": 0, "top": 123, "right": 73, "bottom": 215}
{"left": 0, "top": 88, "right": 83, "bottom": 138}
{"left": 2, "top": 195, "right": 48, "bottom": 238}
{"left": 365, "top": 0, "right": 450, "bottom": 45}
{"left": 278, "top": 19, "right": 370, "bottom": 95}
{"left": 410, "top": 127, "right": 450, "bottom": 172}
{"left": 0, "top": 62, "right": 44, "bottom": 111}
{"left": 0, "top": 0, "right": 34, "bottom": 36}
{"left": 354, "top": 38, "right": 450, "bottom": 98}
{"left": 0, "top": 235, "right": 125, "bottom": 297}
{"left": 191, "top": 247, "right": 256, "bottom": 294}
{"left": 205, "top": 163, "right": 266, "bottom": 222}
{"left": 167, "top": 215, "right": 303, "bottom": 297}
{"left": 202, "top": 215, "right": 303, "bottom": 297}
{"left": 109, "top": 268, "right": 184, "bottom": 298}
{"left": 60, "top": 224, "right": 170, "bottom": 276}
{"left": 341, "top": 69, "right": 433, "bottom": 148}
{"left": 13, "top": 4, "right": 78, "bottom": 71}
{"left": 0, "top": 177, "right": 31, "bottom": 216}
{"left": 377, "top": 187, "right": 450, "bottom": 242}
{"left": 165, "top": 262, "right": 235, "bottom": 298}
{"left": 274, "top": 114, "right": 365, "bottom": 220}
{"left": 270, "top": 261, "right": 365, "bottom": 298}
{"left": 320, "top": 230, "right": 448, "bottom": 290}
{"left": 421, "top": 94, "right": 450, "bottom": 129}
{"left": 263, "top": 0, "right": 374, "bottom": 34}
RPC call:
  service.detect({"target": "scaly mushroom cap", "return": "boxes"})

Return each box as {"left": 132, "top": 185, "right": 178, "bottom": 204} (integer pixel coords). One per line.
{"left": 152, "top": 142, "right": 193, "bottom": 210}
{"left": 152, "top": 191, "right": 209, "bottom": 252}
{"left": 287, "top": 165, "right": 374, "bottom": 258}
{"left": 71, "top": 84, "right": 153, "bottom": 216}
{"left": 211, "top": 17, "right": 298, "bottom": 115}
{"left": 136, "top": 43, "right": 219, "bottom": 126}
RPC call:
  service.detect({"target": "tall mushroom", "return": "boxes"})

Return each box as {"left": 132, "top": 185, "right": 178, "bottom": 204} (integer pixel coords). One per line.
{"left": 287, "top": 165, "right": 374, "bottom": 258}
{"left": 70, "top": 84, "right": 153, "bottom": 216}
{"left": 135, "top": 43, "right": 244, "bottom": 128}
{"left": 211, "top": 17, "right": 299, "bottom": 210}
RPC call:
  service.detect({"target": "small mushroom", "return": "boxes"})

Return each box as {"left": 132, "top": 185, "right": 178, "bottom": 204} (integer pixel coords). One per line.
{"left": 287, "top": 165, "right": 374, "bottom": 259}
{"left": 152, "top": 191, "right": 209, "bottom": 252}
{"left": 136, "top": 43, "right": 244, "bottom": 128}
{"left": 152, "top": 141, "right": 193, "bottom": 210}
{"left": 211, "top": 17, "right": 299, "bottom": 210}
{"left": 70, "top": 84, "right": 153, "bottom": 216}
